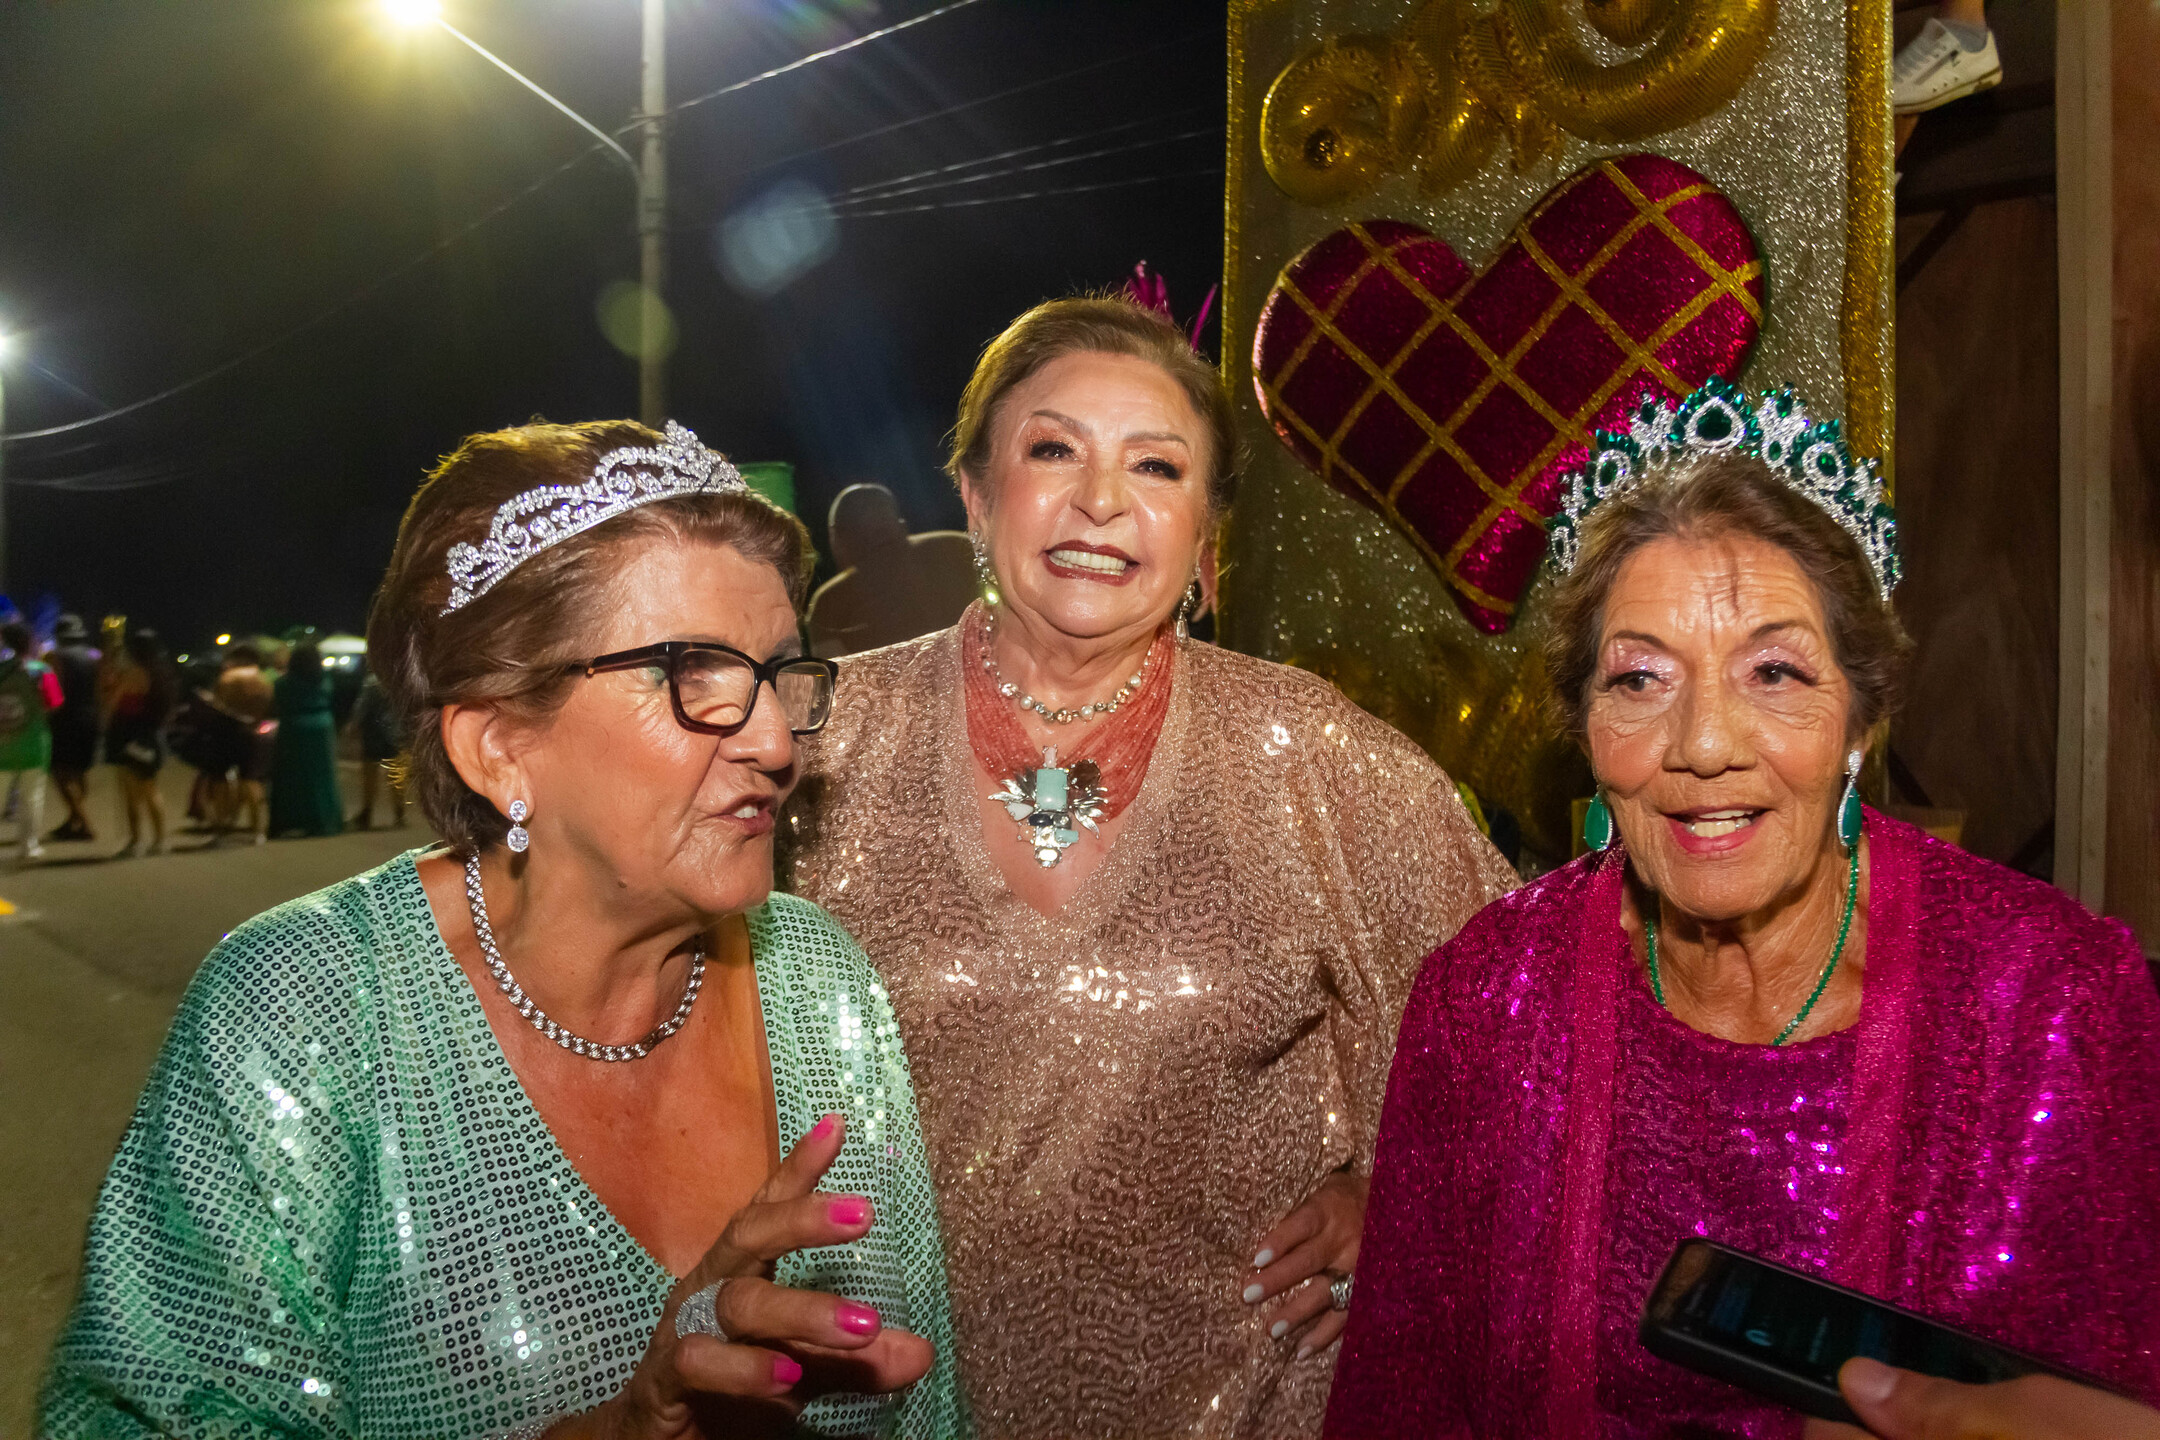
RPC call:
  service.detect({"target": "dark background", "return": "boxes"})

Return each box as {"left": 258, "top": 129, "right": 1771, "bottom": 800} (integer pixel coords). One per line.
{"left": 0, "top": 0, "right": 1227, "bottom": 649}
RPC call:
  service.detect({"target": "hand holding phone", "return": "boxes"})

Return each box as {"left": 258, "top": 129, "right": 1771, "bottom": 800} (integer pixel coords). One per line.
{"left": 1639, "top": 1240, "right": 2132, "bottom": 1427}
{"left": 1801, "top": 1357, "right": 2160, "bottom": 1440}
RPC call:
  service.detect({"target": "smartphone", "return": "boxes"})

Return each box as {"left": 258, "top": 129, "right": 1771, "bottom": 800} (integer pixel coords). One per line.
{"left": 1638, "top": 1238, "right": 2120, "bottom": 1425}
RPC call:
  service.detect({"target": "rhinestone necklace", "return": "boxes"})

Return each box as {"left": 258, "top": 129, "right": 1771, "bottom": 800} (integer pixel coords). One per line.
{"left": 1644, "top": 840, "right": 1860, "bottom": 1047}
{"left": 979, "top": 628, "right": 1151, "bottom": 724}
{"left": 462, "top": 854, "right": 704, "bottom": 1062}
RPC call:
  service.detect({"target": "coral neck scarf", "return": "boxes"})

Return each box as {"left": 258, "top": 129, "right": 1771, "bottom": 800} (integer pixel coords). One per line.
{"left": 959, "top": 606, "right": 1176, "bottom": 822}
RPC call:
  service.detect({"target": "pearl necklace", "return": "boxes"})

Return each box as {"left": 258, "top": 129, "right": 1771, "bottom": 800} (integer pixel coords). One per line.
{"left": 980, "top": 637, "right": 1150, "bottom": 724}
{"left": 462, "top": 854, "right": 704, "bottom": 1062}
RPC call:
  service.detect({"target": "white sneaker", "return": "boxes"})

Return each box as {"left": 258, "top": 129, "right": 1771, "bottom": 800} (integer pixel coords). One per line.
{"left": 1893, "top": 19, "right": 2001, "bottom": 114}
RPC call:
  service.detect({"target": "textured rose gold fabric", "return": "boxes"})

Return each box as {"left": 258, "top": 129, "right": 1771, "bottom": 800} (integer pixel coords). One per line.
{"left": 781, "top": 623, "right": 1517, "bottom": 1438}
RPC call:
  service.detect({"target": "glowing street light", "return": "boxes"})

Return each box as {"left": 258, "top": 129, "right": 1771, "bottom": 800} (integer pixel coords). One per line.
{"left": 384, "top": 3, "right": 667, "bottom": 426}
{"left": 381, "top": 0, "right": 443, "bottom": 26}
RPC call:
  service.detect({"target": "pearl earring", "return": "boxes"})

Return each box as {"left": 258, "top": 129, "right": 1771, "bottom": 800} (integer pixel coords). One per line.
{"left": 506, "top": 799, "right": 531, "bottom": 854}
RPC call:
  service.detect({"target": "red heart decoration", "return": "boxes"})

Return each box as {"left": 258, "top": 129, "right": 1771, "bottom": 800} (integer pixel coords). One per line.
{"left": 1252, "top": 154, "right": 1763, "bottom": 632}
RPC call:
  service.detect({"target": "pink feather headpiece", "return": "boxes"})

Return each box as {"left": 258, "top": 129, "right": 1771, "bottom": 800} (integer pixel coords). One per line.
{"left": 1123, "top": 261, "right": 1218, "bottom": 352}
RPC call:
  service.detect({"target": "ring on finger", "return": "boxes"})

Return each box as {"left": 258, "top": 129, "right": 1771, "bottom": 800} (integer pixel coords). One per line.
{"left": 675, "top": 1279, "right": 733, "bottom": 1342}
{"left": 1329, "top": 1272, "right": 1354, "bottom": 1312}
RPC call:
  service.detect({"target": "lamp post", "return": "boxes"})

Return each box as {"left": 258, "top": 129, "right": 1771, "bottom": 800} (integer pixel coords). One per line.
{"left": 0, "top": 331, "right": 11, "bottom": 595}
{"left": 637, "top": 0, "right": 667, "bottom": 429}
{"left": 390, "top": 0, "right": 669, "bottom": 426}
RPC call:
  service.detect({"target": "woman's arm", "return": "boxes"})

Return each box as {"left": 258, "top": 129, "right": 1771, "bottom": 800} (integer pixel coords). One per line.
{"left": 40, "top": 942, "right": 363, "bottom": 1438}
{"left": 769, "top": 908, "right": 966, "bottom": 1440}
{"left": 1244, "top": 731, "right": 1517, "bottom": 1354}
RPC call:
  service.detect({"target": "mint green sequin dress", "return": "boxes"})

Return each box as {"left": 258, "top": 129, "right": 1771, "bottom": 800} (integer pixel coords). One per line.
{"left": 40, "top": 851, "right": 965, "bottom": 1440}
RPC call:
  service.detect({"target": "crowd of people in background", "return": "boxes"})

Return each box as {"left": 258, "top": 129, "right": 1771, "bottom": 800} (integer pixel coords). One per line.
{"left": 0, "top": 611, "right": 408, "bottom": 866}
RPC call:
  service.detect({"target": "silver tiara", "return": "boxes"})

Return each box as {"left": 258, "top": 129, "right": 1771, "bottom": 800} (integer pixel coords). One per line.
{"left": 1546, "top": 378, "right": 1901, "bottom": 599}
{"left": 442, "top": 421, "right": 749, "bottom": 614}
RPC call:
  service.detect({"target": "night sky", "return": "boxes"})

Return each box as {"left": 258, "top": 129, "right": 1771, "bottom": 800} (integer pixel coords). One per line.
{"left": 0, "top": 0, "right": 1227, "bottom": 649}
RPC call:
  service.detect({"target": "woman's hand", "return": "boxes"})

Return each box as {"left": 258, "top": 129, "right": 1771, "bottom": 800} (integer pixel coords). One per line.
{"left": 1241, "top": 1170, "right": 1367, "bottom": 1360}
{"left": 570, "top": 1114, "right": 934, "bottom": 1440}
{"left": 1800, "top": 1357, "right": 2160, "bottom": 1440}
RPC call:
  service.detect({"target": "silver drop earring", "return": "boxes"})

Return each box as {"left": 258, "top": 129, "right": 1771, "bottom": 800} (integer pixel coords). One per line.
{"left": 970, "top": 529, "right": 999, "bottom": 602}
{"left": 1174, "top": 567, "right": 1203, "bottom": 641}
{"left": 505, "top": 799, "right": 531, "bottom": 854}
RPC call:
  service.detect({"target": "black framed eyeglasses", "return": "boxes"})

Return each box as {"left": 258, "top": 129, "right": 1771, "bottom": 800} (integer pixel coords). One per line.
{"left": 571, "top": 641, "right": 838, "bottom": 736}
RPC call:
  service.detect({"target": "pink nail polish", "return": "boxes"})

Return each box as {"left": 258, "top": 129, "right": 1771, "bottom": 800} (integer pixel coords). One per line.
{"left": 828, "top": 1196, "right": 872, "bottom": 1227}
{"left": 835, "top": 1301, "right": 881, "bottom": 1336}
{"left": 772, "top": 1354, "right": 803, "bottom": 1387}
{"left": 809, "top": 1113, "right": 839, "bottom": 1141}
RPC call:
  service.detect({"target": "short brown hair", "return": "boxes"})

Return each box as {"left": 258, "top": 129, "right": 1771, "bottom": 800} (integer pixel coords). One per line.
{"left": 1544, "top": 449, "right": 1912, "bottom": 741}
{"left": 947, "top": 294, "right": 1242, "bottom": 519}
{"left": 366, "top": 419, "right": 814, "bottom": 856}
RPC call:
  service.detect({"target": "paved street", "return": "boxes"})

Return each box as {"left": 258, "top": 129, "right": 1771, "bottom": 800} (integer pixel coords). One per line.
{"left": 0, "top": 760, "right": 423, "bottom": 1434}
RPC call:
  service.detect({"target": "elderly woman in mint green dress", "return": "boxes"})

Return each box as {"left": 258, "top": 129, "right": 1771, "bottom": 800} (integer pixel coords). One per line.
{"left": 41, "top": 420, "right": 964, "bottom": 1439}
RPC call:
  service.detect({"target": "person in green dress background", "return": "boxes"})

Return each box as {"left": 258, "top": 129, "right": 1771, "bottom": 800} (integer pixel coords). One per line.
{"left": 42, "top": 419, "right": 964, "bottom": 1439}
{"left": 268, "top": 641, "right": 344, "bottom": 837}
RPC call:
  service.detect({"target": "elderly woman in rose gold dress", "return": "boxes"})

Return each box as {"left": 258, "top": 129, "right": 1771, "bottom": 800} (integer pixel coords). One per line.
{"left": 781, "top": 295, "right": 1517, "bottom": 1437}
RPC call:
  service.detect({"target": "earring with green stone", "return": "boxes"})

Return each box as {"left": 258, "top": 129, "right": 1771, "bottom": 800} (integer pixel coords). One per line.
{"left": 1582, "top": 790, "right": 1615, "bottom": 852}
{"left": 1838, "top": 749, "right": 1864, "bottom": 854}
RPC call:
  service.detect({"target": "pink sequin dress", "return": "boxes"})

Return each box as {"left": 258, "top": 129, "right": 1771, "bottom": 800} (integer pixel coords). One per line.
{"left": 1326, "top": 810, "right": 2160, "bottom": 1438}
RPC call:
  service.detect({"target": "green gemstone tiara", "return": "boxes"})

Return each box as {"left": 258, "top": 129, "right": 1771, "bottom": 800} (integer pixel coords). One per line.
{"left": 1546, "top": 378, "right": 1901, "bottom": 598}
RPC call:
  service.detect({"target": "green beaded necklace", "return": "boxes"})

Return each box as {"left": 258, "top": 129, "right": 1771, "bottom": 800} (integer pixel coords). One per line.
{"left": 1644, "top": 840, "right": 1861, "bottom": 1047}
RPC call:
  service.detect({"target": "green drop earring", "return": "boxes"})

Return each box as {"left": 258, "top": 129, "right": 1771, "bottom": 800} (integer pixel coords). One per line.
{"left": 1582, "top": 790, "right": 1615, "bottom": 851}
{"left": 1838, "top": 749, "right": 1864, "bottom": 853}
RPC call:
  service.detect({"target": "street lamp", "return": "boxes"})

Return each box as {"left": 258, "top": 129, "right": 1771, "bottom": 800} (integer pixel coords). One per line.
{"left": 388, "top": 1, "right": 670, "bottom": 426}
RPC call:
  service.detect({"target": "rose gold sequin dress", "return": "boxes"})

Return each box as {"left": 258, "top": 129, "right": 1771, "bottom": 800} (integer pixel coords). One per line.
{"left": 781, "top": 618, "right": 1517, "bottom": 1438}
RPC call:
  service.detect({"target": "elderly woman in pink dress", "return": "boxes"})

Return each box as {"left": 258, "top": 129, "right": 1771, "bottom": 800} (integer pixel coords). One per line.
{"left": 1325, "top": 381, "right": 2160, "bottom": 1438}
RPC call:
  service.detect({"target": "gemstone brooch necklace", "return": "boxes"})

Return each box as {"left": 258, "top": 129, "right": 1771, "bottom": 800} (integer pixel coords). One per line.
{"left": 962, "top": 611, "right": 1176, "bottom": 869}
{"left": 463, "top": 853, "right": 704, "bottom": 1062}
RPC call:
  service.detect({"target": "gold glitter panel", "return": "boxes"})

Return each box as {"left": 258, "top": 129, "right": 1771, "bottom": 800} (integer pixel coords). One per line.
{"left": 1222, "top": 0, "right": 1894, "bottom": 861}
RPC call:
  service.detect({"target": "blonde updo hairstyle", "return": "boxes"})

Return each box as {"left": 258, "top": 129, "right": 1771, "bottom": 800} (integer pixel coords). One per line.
{"left": 947, "top": 294, "right": 1242, "bottom": 521}
{"left": 367, "top": 419, "right": 814, "bottom": 856}
{"left": 1544, "top": 448, "right": 1913, "bottom": 745}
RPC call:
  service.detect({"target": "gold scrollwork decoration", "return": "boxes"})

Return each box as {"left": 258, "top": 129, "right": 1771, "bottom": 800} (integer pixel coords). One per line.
{"left": 1261, "top": 0, "right": 1778, "bottom": 204}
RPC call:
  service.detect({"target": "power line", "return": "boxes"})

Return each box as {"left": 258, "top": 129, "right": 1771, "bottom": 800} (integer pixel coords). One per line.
{"left": 670, "top": 25, "right": 1215, "bottom": 204}
{"left": 826, "top": 124, "right": 1220, "bottom": 212}
{"left": 825, "top": 107, "right": 1209, "bottom": 205}
{"left": 0, "top": 0, "right": 1182, "bottom": 445}
{"left": 4, "top": 0, "right": 1002, "bottom": 445}
{"left": 834, "top": 165, "right": 1225, "bottom": 219}
{"left": 664, "top": 0, "right": 1000, "bottom": 119}
{"left": 681, "top": 112, "right": 1218, "bottom": 232}
{"left": 2, "top": 144, "right": 610, "bottom": 445}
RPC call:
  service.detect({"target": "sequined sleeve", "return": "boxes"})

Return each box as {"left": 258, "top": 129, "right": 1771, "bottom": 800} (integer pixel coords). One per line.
{"left": 756, "top": 896, "right": 969, "bottom": 1440}
{"left": 1314, "top": 707, "right": 1520, "bottom": 1174}
{"left": 41, "top": 907, "right": 370, "bottom": 1439}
